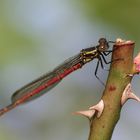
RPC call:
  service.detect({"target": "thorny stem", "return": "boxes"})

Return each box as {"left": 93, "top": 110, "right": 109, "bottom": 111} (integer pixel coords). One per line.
{"left": 88, "top": 40, "right": 135, "bottom": 140}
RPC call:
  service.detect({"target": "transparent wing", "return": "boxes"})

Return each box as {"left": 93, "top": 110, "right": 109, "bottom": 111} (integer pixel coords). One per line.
{"left": 11, "top": 54, "right": 81, "bottom": 104}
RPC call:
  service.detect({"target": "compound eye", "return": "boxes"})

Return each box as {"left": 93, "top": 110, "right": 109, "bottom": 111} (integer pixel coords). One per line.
{"left": 99, "top": 38, "right": 107, "bottom": 44}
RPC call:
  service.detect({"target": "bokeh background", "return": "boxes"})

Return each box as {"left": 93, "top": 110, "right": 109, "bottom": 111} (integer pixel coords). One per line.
{"left": 0, "top": 0, "right": 140, "bottom": 140}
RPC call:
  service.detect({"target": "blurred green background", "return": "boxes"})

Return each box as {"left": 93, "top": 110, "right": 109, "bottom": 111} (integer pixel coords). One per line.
{"left": 0, "top": 0, "right": 140, "bottom": 140}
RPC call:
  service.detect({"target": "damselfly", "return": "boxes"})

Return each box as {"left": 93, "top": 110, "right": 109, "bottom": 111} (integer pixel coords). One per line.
{"left": 0, "top": 38, "right": 115, "bottom": 116}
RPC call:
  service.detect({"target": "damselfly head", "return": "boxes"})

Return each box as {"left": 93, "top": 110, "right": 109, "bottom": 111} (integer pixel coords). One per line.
{"left": 97, "top": 38, "right": 110, "bottom": 52}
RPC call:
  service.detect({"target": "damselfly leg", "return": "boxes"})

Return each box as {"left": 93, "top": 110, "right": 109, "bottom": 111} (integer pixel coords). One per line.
{"left": 94, "top": 42, "right": 114, "bottom": 85}
{"left": 94, "top": 43, "right": 123, "bottom": 85}
{"left": 103, "top": 50, "right": 113, "bottom": 56}
{"left": 94, "top": 55, "right": 111, "bottom": 86}
{"left": 102, "top": 51, "right": 123, "bottom": 64}
{"left": 94, "top": 57, "right": 105, "bottom": 86}
{"left": 100, "top": 52, "right": 113, "bottom": 64}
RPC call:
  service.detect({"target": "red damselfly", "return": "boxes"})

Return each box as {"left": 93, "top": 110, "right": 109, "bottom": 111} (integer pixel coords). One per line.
{"left": 0, "top": 38, "right": 115, "bottom": 116}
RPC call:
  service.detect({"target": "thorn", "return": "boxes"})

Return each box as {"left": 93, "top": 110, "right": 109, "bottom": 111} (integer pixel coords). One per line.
{"left": 74, "top": 110, "right": 96, "bottom": 119}
{"left": 121, "top": 83, "right": 140, "bottom": 105}
{"left": 127, "top": 74, "right": 133, "bottom": 77}
{"left": 89, "top": 100, "right": 104, "bottom": 118}
{"left": 74, "top": 100, "right": 105, "bottom": 119}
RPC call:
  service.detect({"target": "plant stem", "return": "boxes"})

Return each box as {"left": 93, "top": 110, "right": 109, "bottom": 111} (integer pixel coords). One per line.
{"left": 88, "top": 40, "right": 135, "bottom": 140}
